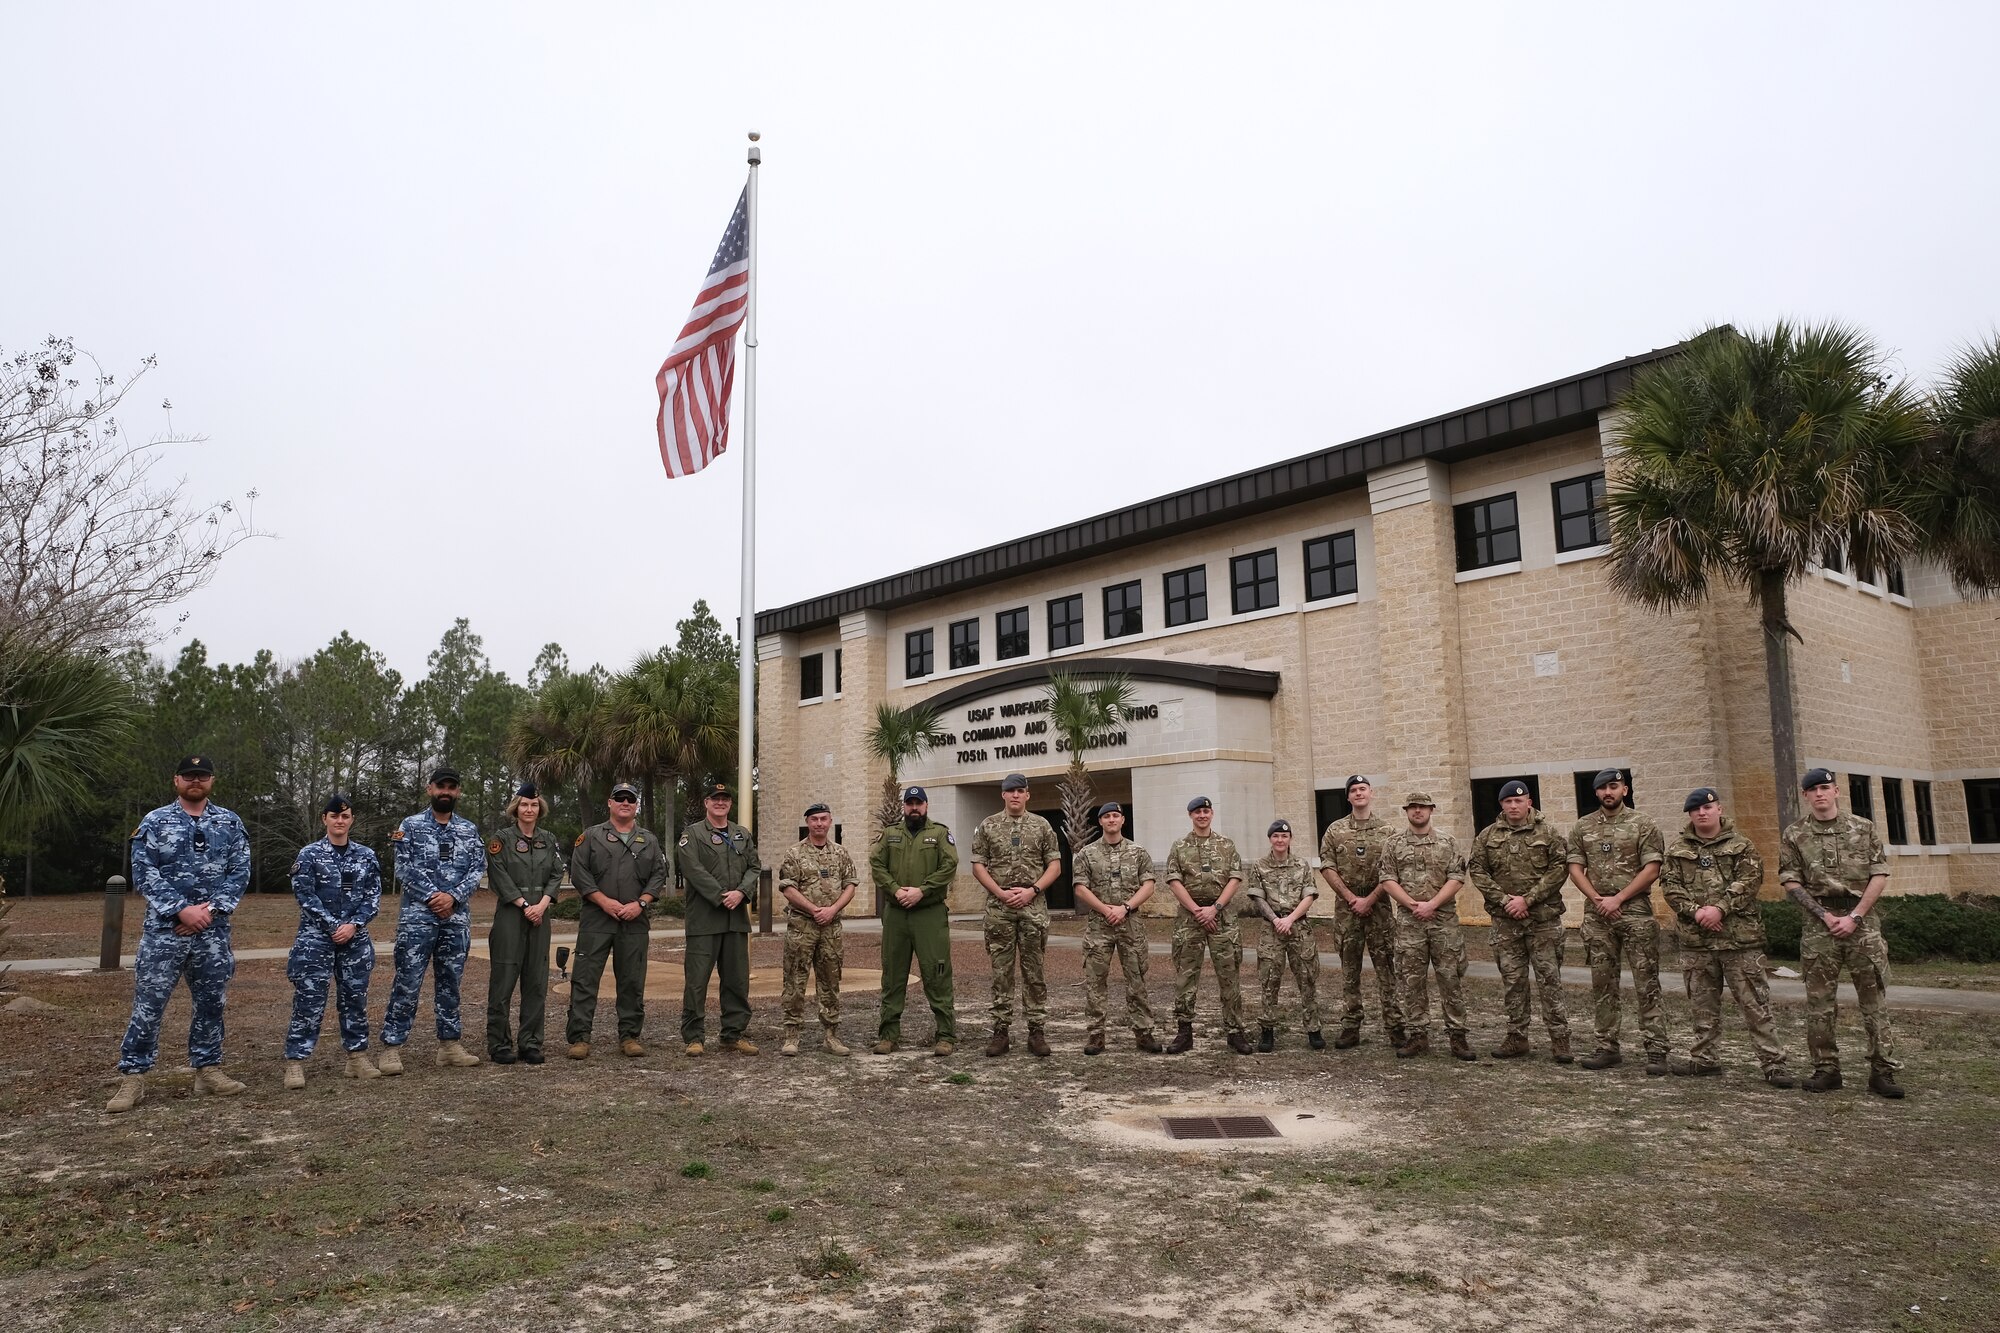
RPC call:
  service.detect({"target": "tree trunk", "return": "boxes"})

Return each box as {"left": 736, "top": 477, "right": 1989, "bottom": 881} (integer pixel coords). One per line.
{"left": 1758, "top": 568, "right": 1802, "bottom": 831}
{"left": 644, "top": 774, "right": 659, "bottom": 841}
{"left": 1058, "top": 758, "right": 1095, "bottom": 856}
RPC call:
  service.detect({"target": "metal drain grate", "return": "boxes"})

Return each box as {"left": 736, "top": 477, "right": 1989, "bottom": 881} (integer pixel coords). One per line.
{"left": 1161, "top": 1114, "right": 1280, "bottom": 1140}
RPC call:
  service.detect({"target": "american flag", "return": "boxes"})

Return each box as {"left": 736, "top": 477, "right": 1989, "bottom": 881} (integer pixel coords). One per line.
{"left": 655, "top": 188, "right": 750, "bottom": 478}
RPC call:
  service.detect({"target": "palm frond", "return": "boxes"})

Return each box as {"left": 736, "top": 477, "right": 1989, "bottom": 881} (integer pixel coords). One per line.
{"left": 0, "top": 647, "right": 135, "bottom": 842}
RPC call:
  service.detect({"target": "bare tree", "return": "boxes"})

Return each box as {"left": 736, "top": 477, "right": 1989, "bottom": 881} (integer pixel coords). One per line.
{"left": 0, "top": 337, "right": 260, "bottom": 657}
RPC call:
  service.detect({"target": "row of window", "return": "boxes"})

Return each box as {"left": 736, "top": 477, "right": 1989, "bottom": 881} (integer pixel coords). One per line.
{"left": 1820, "top": 546, "right": 1908, "bottom": 596}
{"left": 1454, "top": 472, "right": 1609, "bottom": 572}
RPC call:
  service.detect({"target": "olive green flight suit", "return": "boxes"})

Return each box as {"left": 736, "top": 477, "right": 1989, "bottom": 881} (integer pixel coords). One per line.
{"left": 485, "top": 821, "right": 565, "bottom": 1057}
{"left": 565, "top": 821, "right": 669, "bottom": 1044}
{"left": 872, "top": 818, "right": 958, "bottom": 1044}
{"left": 678, "top": 819, "right": 759, "bottom": 1044}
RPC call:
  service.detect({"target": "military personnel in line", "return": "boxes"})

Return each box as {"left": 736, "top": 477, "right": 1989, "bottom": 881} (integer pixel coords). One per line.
{"left": 776, "top": 802, "right": 859, "bottom": 1057}
{"left": 1780, "top": 768, "right": 1904, "bottom": 1098}
{"left": 485, "top": 781, "right": 564, "bottom": 1065}
{"left": 1164, "top": 796, "right": 1252, "bottom": 1055}
{"left": 1318, "top": 775, "right": 1406, "bottom": 1050}
{"left": 1072, "top": 802, "right": 1161, "bottom": 1056}
{"left": 679, "top": 780, "right": 760, "bottom": 1056}
{"left": 970, "top": 773, "right": 1064, "bottom": 1058}
{"left": 566, "top": 781, "right": 668, "bottom": 1059}
{"left": 872, "top": 786, "right": 959, "bottom": 1057}
{"left": 108, "top": 755, "right": 252, "bottom": 1113}
{"left": 1566, "top": 769, "right": 1670, "bottom": 1074}
{"left": 1660, "top": 788, "right": 1797, "bottom": 1088}
{"left": 1377, "top": 791, "right": 1477, "bottom": 1061}
{"left": 381, "top": 766, "right": 487, "bottom": 1073}
{"left": 1469, "top": 780, "right": 1574, "bottom": 1063}
{"left": 283, "top": 794, "right": 384, "bottom": 1089}
{"left": 1247, "top": 819, "right": 1323, "bottom": 1052}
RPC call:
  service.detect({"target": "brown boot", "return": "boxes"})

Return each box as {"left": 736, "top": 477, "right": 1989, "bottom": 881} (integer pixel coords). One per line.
{"left": 931, "top": 1039, "right": 955, "bottom": 1057}
{"left": 1550, "top": 1033, "right": 1574, "bottom": 1065}
{"left": 1226, "top": 1030, "right": 1254, "bottom": 1055}
{"left": 284, "top": 1061, "right": 306, "bottom": 1090}
{"left": 1332, "top": 1027, "right": 1361, "bottom": 1050}
{"left": 1395, "top": 1032, "right": 1430, "bottom": 1058}
{"left": 377, "top": 1046, "right": 405, "bottom": 1076}
{"left": 1135, "top": 1030, "right": 1161, "bottom": 1054}
{"left": 620, "top": 1038, "right": 647, "bottom": 1058}
{"left": 567, "top": 1041, "right": 591, "bottom": 1060}
{"left": 105, "top": 1074, "right": 147, "bottom": 1113}
{"left": 870, "top": 1039, "right": 897, "bottom": 1055}
{"left": 1026, "top": 1027, "right": 1051, "bottom": 1058}
{"left": 1164, "top": 1021, "right": 1194, "bottom": 1054}
{"left": 985, "top": 1026, "right": 1011, "bottom": 1057}
{"left": 1449, "top": 1032, "right": 1477, "bottom": 1062}
{"left": 435, "top": 1041, "right": 482, "bottom": 1068}
{"left": 780, "top": 1030, "right": 801, "bottom": 1057}
{"left": 345, "top": 1052, "right": 383, "bottom": 1080}
{"left": 720, "top": 1037, "right": 759, "bottom": 1055}
{"left": 1580, "top": 1048, "right": 1621, "bottom": 1070}
{"left": 1389, "top": 1026, "right": 1410, "bottom": 1049}
{"left": 821, "top": 1027, "right": 851, "bottom": 1057}
{"left": 1491, "top": 1033, "right": 1530, "bottom": 1059}
{"left": 193, "top": 1066, "right": 246, "bottom": 1097}
{"left": 1083, "top": 1032, "right": 1105, "bottom": 1057}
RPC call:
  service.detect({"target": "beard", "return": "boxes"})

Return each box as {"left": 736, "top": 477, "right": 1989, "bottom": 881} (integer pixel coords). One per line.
{"left": 431, "top": 794, "right": 457, "bottom": 814}
{"left": 904, "top": 813, "right": 926, "bottom": 833}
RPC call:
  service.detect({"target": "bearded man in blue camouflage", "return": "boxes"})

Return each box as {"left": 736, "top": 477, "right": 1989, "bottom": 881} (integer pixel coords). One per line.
{"left": 380, "top": 766, "right": 487, "bottom": 1073}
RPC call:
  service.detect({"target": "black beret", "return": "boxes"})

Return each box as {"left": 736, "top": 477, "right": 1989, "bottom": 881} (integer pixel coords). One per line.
{"left": 323, "top": 793, "right": 352, "bottom": 814}
{"left": 1268, "top": 819, "right": 1292, "bottom": 836}
{"left": 515, "top": 781, "right": 539, "bottom": 799}
{"left": 1684, "top": 787, "right": 1719, "bottom": 813}
{"left": 1801, "top": 767, "right": 1838, "bottom": 791}
{"left": 1592, "top": 769, "right": 1623, "bottom": 791}
{"left": 1498, "top": 780, "right": 1531, "bottom": 800}
{"left": 1186, "top": 796, "right": 1213, "bottom": 812}
{"left": 804, "top": 802, "right": 832, "bottom": 817}
{"left": 1001, "top": 773, "right": 1029, "bottom": 791}
{"left": 1097, "top": 801, "right": 1124, "bottom": 817}
{"left": 1344, "top": 774, "right": 1371, "bottom": 790}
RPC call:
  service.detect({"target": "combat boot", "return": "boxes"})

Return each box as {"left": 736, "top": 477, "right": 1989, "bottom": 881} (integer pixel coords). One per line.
{"left": 1084, "top": 1032, "right": 1105, "bottom": 1057}
{"left": 720, "top": 1037, "right": 759, "bottom": 1055}
{"left": 1669, "top": 1059, "right": 1721, "bottom": 1077}
{"left": 1449, "top": 1033, "right": 1477, "bottom": 1062}
{"left": 1764, "top": 1069, "right": 1799, "bottom": 1089}
{"left": 1332, "top": 1026, "right": 1361, "bottom": 1050}
{"left": 1802, "top": 1068, "right": 1843, "bottom": 1093}
{"left": 781, "top": 1029, "right": 802, "bottom": 1057}
{"left": 870, "top": 1039, "right": 896, "bottom": 1055}
{"left": 1580, "top": 1049, "right": 1622, "bottom": 1071}
{"left": 1395, "top": 1032, "right": 1429, "bottom": 1058}
{"left": 567, "top": 1042, "right": 591, "bottom": 1060}
{"left": 435, "top": 1041, "right": 482, "bottom": 1068}
{"left": 1491, "top": 1033, "right": 1530, "bottom": 1059}
{"left": 193, "top": 1066, "right": 246, "bottom": 1097}
{"left": 345, "top": 1052, "right": 382, "bottom": 1080}
{"left": 1307, "top": 1030, "right": 1326, "bottom": 1051}
{"left": 1226, "top": 1030, "right": 1254, "bottom": 1055}
{"left": 1026, "top": 1026, "right": 1051, "bottom": 1058}
{"left": 1135, "top": 1030, "right": 1162, "bottom": 1054}
{"left": 1644, "top": 1052, "right": 1670, "bottom": 1077}
{"left": 1389, "top": 1025, "right": 1409, "bottom": 1049}
{"left": 378, "top": 1046, "right": 405, "bottom": 1076}
{"left": 1550, "top": 1033, "right": 1574, "bottom": 1065}
{"left": 931, "top": 1039, "right": 955, "bottom": 1057}
{"left": 284, "top": 1061, "right": 306, "bottom": 1090}
{"left": 1164, "top": 1022, "right": 1194, "bottom": 1055}
{"left": 985, "top": 1026, "right": 1011, "bottom": 1057}
{"left": 105, "top": 1074, "right": 147, "bottom": 1114}
{"left": 490, "top": 1048, "right": 517, "bottom": 1065}
{"left": 684, "top": 1041, "right": 705, "bottom": 1058}
{"left": 1257, "top": 1026, "right": 1276, "bottom": 1053}
{"left": 620, "top": 1038, "right": 646, "bottom": 1058}
{"left": 1868, "top": 1071, "right": 1905, "bottom": 1100}
{"left": 821, "top": 1027, "right": 850, "bottom": 1057}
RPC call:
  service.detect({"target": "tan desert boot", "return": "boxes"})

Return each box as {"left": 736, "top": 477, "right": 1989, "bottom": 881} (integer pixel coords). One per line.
{"left": 377, "top": 1046, "right": 405, "bottom": 1076}
{"left": 435, "top": 1041, "right": 482, "bottom": 1068}
{"left": 106, "top": 1074, "right": 147, "bottom": 1114}
{"left": 194, "top": 1066, "right": 246, "bottom": 1096}
{"left": 719, "top": 1037, "right": 759, "bottom": 1055}
{"left": 780, "top": 1029, "right": 801, "bottom": 1057}
{"left": 284, "top": 1061, "right": 306, "bottom": 1090}
{"left": 821, "top": 1027, "right": 850, "bottom": 1057}
{"left": 345, "top": 1052, "right": 382, "bottom": 1079}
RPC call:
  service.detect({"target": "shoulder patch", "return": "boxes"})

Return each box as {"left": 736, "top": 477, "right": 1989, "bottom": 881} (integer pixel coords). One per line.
{"left": 574, "top": 833, "right": 586, "bottom": 847}
{"left": 678, "top": 835, "right": 689, "bottom": 847}
{"left": 946, "top": 832, "right": 956, "bottom": 845}
{"left": 129, "top": 825, "right": 142, "bottom": 840}
{"left": 390, "top": 828, "right": 405, "bottom": 842}
{"left": 488, "top": 839, "right": 503, "bottom": 855}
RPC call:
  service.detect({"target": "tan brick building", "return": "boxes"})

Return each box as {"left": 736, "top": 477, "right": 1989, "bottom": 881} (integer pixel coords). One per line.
{"left": 755, "top": 345, "right": 2000, "bottom": 914}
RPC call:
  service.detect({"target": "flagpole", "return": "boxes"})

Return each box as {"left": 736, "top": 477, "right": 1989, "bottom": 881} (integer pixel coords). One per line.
{"left": 738, "top": 131, "right": 760, "bottom": 833}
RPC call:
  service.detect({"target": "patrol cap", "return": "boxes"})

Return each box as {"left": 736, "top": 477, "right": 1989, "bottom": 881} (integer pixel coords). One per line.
{"left": 1186, "top": 796, "right": 1213, "bottom": 812}
{"left": 1801, "top": 767, "right": 1838, "bottom": 791}
{"left": 1344, "top": 774, "right": 1371, "bottom": 791}
{"left": 703, "top": 780, "right": 734, "bottom": 801}
{"left": 430, "top": 765, "right": 461, "bottom": 786}
{"left": 323, "top": 793, "right": 352, "bottom": 814}
{"left": 1000, "top": 773, "right": 1030, "bottom": 792}
{"left": 1684, "top": 787, "right": 1720, "bottom": 812}
{"left": 515, "top": 780, "right": 539, "bottom": 799}
{"left": 609, "top": 781, "right": 640, "bottom": 801}
{"left": 1097, "top": 801, "right": 1124, "bottom": 817}
{"left": 1592, "top": 768, "right": 1624, "bottom": 791}
{"left": 902, "top": 786, "right": 928, "bottom": 803}
{"left": 1498, "top": 780, "right": 1531, "bottom": 800}
{"left": 177, "top": 754, "right": 215, "bottom": 777}
{"left": 803, "top": 802, "right": 831, "bottom": 817}
{"left": 1403, "top": 791, "right": 1436, "bottom": 809}
{"left": 1268, "top": 819, "right": 1292, "bottom": 836}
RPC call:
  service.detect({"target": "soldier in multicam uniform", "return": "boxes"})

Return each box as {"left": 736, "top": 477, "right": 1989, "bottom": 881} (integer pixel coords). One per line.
{"left": 776, "top": 802, "right": 858, "bottom": 1057}
{"left": 283, "top": 793, "right": 384, "bottom": 1090}
{"left": 1072, "top": 802, "right": 1161, "bottom": 1056}
{"left": 1660, "top": 787, "right": 1796, "bottom": 1088}
{"left": 1163, "top": 796, "right": 1253, "bottom": 1055}
{"left": 1318, "top": 775, "right": 1405, "bottom": 1050}
{"left": 1246, "top": 819, "right": 1323, "bottom": 1052}
{"left": 108, "top": 755, "right": 252, "bottom": 1113}
{"left": 1780, "top": 768, "right": 1904, "bottom": 1098}
{"left": 970, "top": 773, "right": 1064, "bottom": 1058}
{"left": 1377, "top": 791, "right": 1477, "bottom": 1061}
{"left": 1469, "top": 780, "right": 1574, "bottom": 1063}
{"left": 484, "top": 781, "right": 564, "bottom": 1065}
{"left": 1567, "top": 769, "right": 1670, "bottom": 1075}
{"left": 381, "top": 765, "right": 487, "bottom": 1074}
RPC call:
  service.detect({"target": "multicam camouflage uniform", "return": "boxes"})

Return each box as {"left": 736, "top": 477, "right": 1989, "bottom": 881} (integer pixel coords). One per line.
{"left": 1377, "top": 827, "right": 1469, "bottom": 1038}
{"left": 1073, "top": 838, "right": 1158, "bottom": 1041}
{"left": 1470, "top": 811, "right": 1572, "bottom": 1043}
{"left": 384, "top": 809, "right": 486, "bottom": 1048}
{"left": 971, "top": 810, "right": 1063, "bottom": 1030}
{"left": 1659, "top": 818, "right": 1791, "bottom": 1074}
{"left": 1319, "top": 813, "right": 1403, "bottom": 1039}
{"left": 120, "top": 802, "right": 252, "bottom": 1074}
{"left": 1246, "top": 852, "right": 1321, "bottom": 1032}
{"left": 285, "top": 836, "right": 384, "bottom": 1060}
{"left": 1567, "top": 805, "right": 1668, "bottom": 1061}
{"left": 1165, "top": 832, "right": 1248, "bottom": 1035}
{"left": 1779, "top": 812, "right": 1900, "bottom": 1076}
{"left": 777, "top": 837, "right": 859, "bottom": 1030}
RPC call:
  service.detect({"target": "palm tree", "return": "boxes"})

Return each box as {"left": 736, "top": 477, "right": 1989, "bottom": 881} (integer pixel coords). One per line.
{"left": 507, "top": 667, "right": 609, "bottom": 830}
{"left": 1907, "top": 334, "right": 2000, "bottom": 592}
{"left": 0, "top": 647, "right": 133, "bottom": 844}
{"left": 602, "top": 649, "right": 734, "bottom": 838}
{"left": 1606, "top": 322, "right": 1936, "bottom": 828}
{"left": 1044, "top": 670, "right": 1136, "bottom": 855}
{"left": 863, "top": 700, "right": 945, "bottom": 828}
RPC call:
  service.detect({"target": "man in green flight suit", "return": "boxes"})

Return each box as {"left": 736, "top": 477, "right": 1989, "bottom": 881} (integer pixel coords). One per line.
{"left": 566, "top": 780, "right": 669, "bottom": 1060}
{"left": 678, "top": 780, "right": 760, "bottom": 1057}
{"left": 872, "top": 786, "right": 959, "bottom": 1057}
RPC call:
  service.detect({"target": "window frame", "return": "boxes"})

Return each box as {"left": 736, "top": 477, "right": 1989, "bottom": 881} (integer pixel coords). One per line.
{"left": 1303, "top": 531, "right": 1358, "bottom": 602}
{"left": 1966, "top": 779, "right": 2000, "bottom": 844}
{"left": 799, "top": 652, "right": 824, "bottom": 701}
{"left": 948, "top": 617, "right": 980, "bottom": 670}
{"left": 1881, "top": 776, "right": 1909, "bottom": 846}
{"left": 1164, "top": 565, "right": 1209, "bottom": 627}
{"left": 996, "top": 606, "right": 1030, "bottom": 661}
{"left": 1551, "top": 473, "right": 1609, "bottom": 553}
{"left": 904, "top": 628, "right": 934, "bottom": 680}
{"left": 1454, "top": 494, "right": 1521, "bottom": 572}
{"left": 1102, "top": 579, "right": 1143, "bottom": 639}
{"left": 1048, "top": 594, "right": 1084, "bottom": 651}
{"left": 1229, "top": 548, "right": 1280, "bottom": 615}
{"left": 1914, "top": 779, "right": 1937, "bottom": 846}
{"left": 1848, "top": 773, "right": 1874, "bottom": 822}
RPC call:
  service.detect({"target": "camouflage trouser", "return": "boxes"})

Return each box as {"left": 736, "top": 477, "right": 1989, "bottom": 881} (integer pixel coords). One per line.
{"left": 1171, "top": 909, "right": 1246, "bottom": 1034}
{"left": 1683, "top": 948, "right": 1790, "bottom": 1073}
{"left": 1393, "top": 910, "right": 1468, "bottom": 1037}
{"left": 117, "top": 921, "right": 235, "bottom": 1074}
{"left": 383, "top": 908, "right": 471, "bottom": 1045}
{"left": 1257, "top": 918, "right": 1322, "bottom": 1030}
{"left": 1802, "top": 916, "right": 1900, "bottom": 1074}
{"left": 1490, "top": 915, "right": 1570, "bottom": 1040}
{"left": 782, "top": 914, "right": 844, "bottom": 1029}
{"left": 984, "top": 898, "right": 1050, "bottom": 1028}
{"left": 1579, "top": 910, "right": 1667, "bottom": 1058}
{"left": 285, "top": 926, "right": 375, "bottom": 1059}
{"left": 1081, "top": 914, "right": 1155, "bottom": 1038}
{"left": 1332, "top": 902, "right": 1402, "bottom": 1034}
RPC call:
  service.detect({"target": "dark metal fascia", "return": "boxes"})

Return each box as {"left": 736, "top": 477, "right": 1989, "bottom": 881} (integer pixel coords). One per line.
{"left": 910, "top": 656, "right": 1282, "bottom": 716}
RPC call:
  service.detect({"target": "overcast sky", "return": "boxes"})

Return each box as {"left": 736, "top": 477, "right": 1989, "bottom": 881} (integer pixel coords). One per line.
{"left": 8, "top": 3, "right": 1996, "bottom": 685}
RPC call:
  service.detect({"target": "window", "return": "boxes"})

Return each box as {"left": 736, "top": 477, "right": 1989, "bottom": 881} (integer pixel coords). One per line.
{"left": 1887, "top": 565, "right": 1907, "bottom": 597}
{"left": 794, "top": 823, "right": 843, "bottom": 844}
{"left": 1470, "top": 774, "right": 1540, "bottom": 830}
{"left": 1552, "top": 473, "right": 1609, "bottom": 552}
{"left": 996, "top": 607, "right": 1030, "bottom": 660}
{"left": 1230, "top": 548, "right": 1280, "bottom": 614}
{"left": 1304, "top": 532, "right": 1358, "bottom": 601}
{"left": 1914, "top": 780, "right": 1937, "bottom": 846}
{"left": 948, "top": 618, "right": 979, "bottom": 670}
{"left": 1314, "top": 787, "right": 1352, "bottom": 833}
{"left": 1848, "top": 774, "right": 1873, "bottom": 822}
{"left": 1103, "top": 580, "right": 1142, "bottom": 638}
{"left": 905, "top": 628, "right": 934, "bottom": 680}
{"left": 1882, "top": 777, "right": 1909, "bottom": 845}
{"left": 834, "top": 647, "right": 842, "bottom": 694}
{"left": 1164, "top": 566, "right": 1208, "bottom": 627}
{"left": 1822, "top": 544, "right": 1847, "bottom": 575}
{"left": 1966, "top": 779, "right": 2000, "bottom": 844}
{"left": 1048, "top": 595, "right": 1084, "bottom": 650}
{"left": 799, "top": 653, "right": 824, "bottom": 700}
{"left": 1572, "top": 769, "right": 1634, "bottom": 818}
{"left": 1454, "top": 495, "right": 1520, "bottom": 571}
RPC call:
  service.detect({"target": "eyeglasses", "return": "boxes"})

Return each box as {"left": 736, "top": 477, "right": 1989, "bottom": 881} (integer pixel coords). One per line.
{"left": 611, "top": 795, "right": 638, "bottom": 804}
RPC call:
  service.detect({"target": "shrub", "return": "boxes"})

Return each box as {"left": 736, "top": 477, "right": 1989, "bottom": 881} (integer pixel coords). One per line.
{"left": 1759, "top": 894, "right": 2000, "bottom": 963}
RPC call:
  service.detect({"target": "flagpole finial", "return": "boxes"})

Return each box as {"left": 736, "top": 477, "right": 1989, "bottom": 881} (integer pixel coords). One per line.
{"left": 748, "top": 131, "right": 761, "bottom": 166}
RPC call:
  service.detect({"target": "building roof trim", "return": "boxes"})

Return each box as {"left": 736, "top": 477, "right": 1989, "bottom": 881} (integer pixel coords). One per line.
{"left": 915, "top": 657, "right": 1281, "bottom": 715}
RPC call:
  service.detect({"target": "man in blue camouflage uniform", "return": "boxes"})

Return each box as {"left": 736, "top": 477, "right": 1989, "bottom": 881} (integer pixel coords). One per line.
{"left": 381, "top": 766, "right": 487, "bottom": 1073}
{"left": 108, "top": 754, "right": 252, "bottom": 1113}
{"left": 283, "top": 793, "right": 385, "bottom": 1089}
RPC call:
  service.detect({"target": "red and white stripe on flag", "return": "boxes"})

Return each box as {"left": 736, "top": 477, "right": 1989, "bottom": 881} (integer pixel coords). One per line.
{"left": 655, "top": 187, "right": 750, "bottom": 478}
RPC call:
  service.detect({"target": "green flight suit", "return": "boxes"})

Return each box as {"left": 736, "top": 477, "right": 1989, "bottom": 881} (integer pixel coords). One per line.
{"left": 871, "top": 817, "right": 958, "bottom": 1044}
{"left": 678, "top": 819, "right": 759, "bottom": 1044}
{"left": 485, "top": 820, "right": 565, "bottom": 1057}
{"left": 565, "top": 821, "right": 669, "bottom": 1044}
